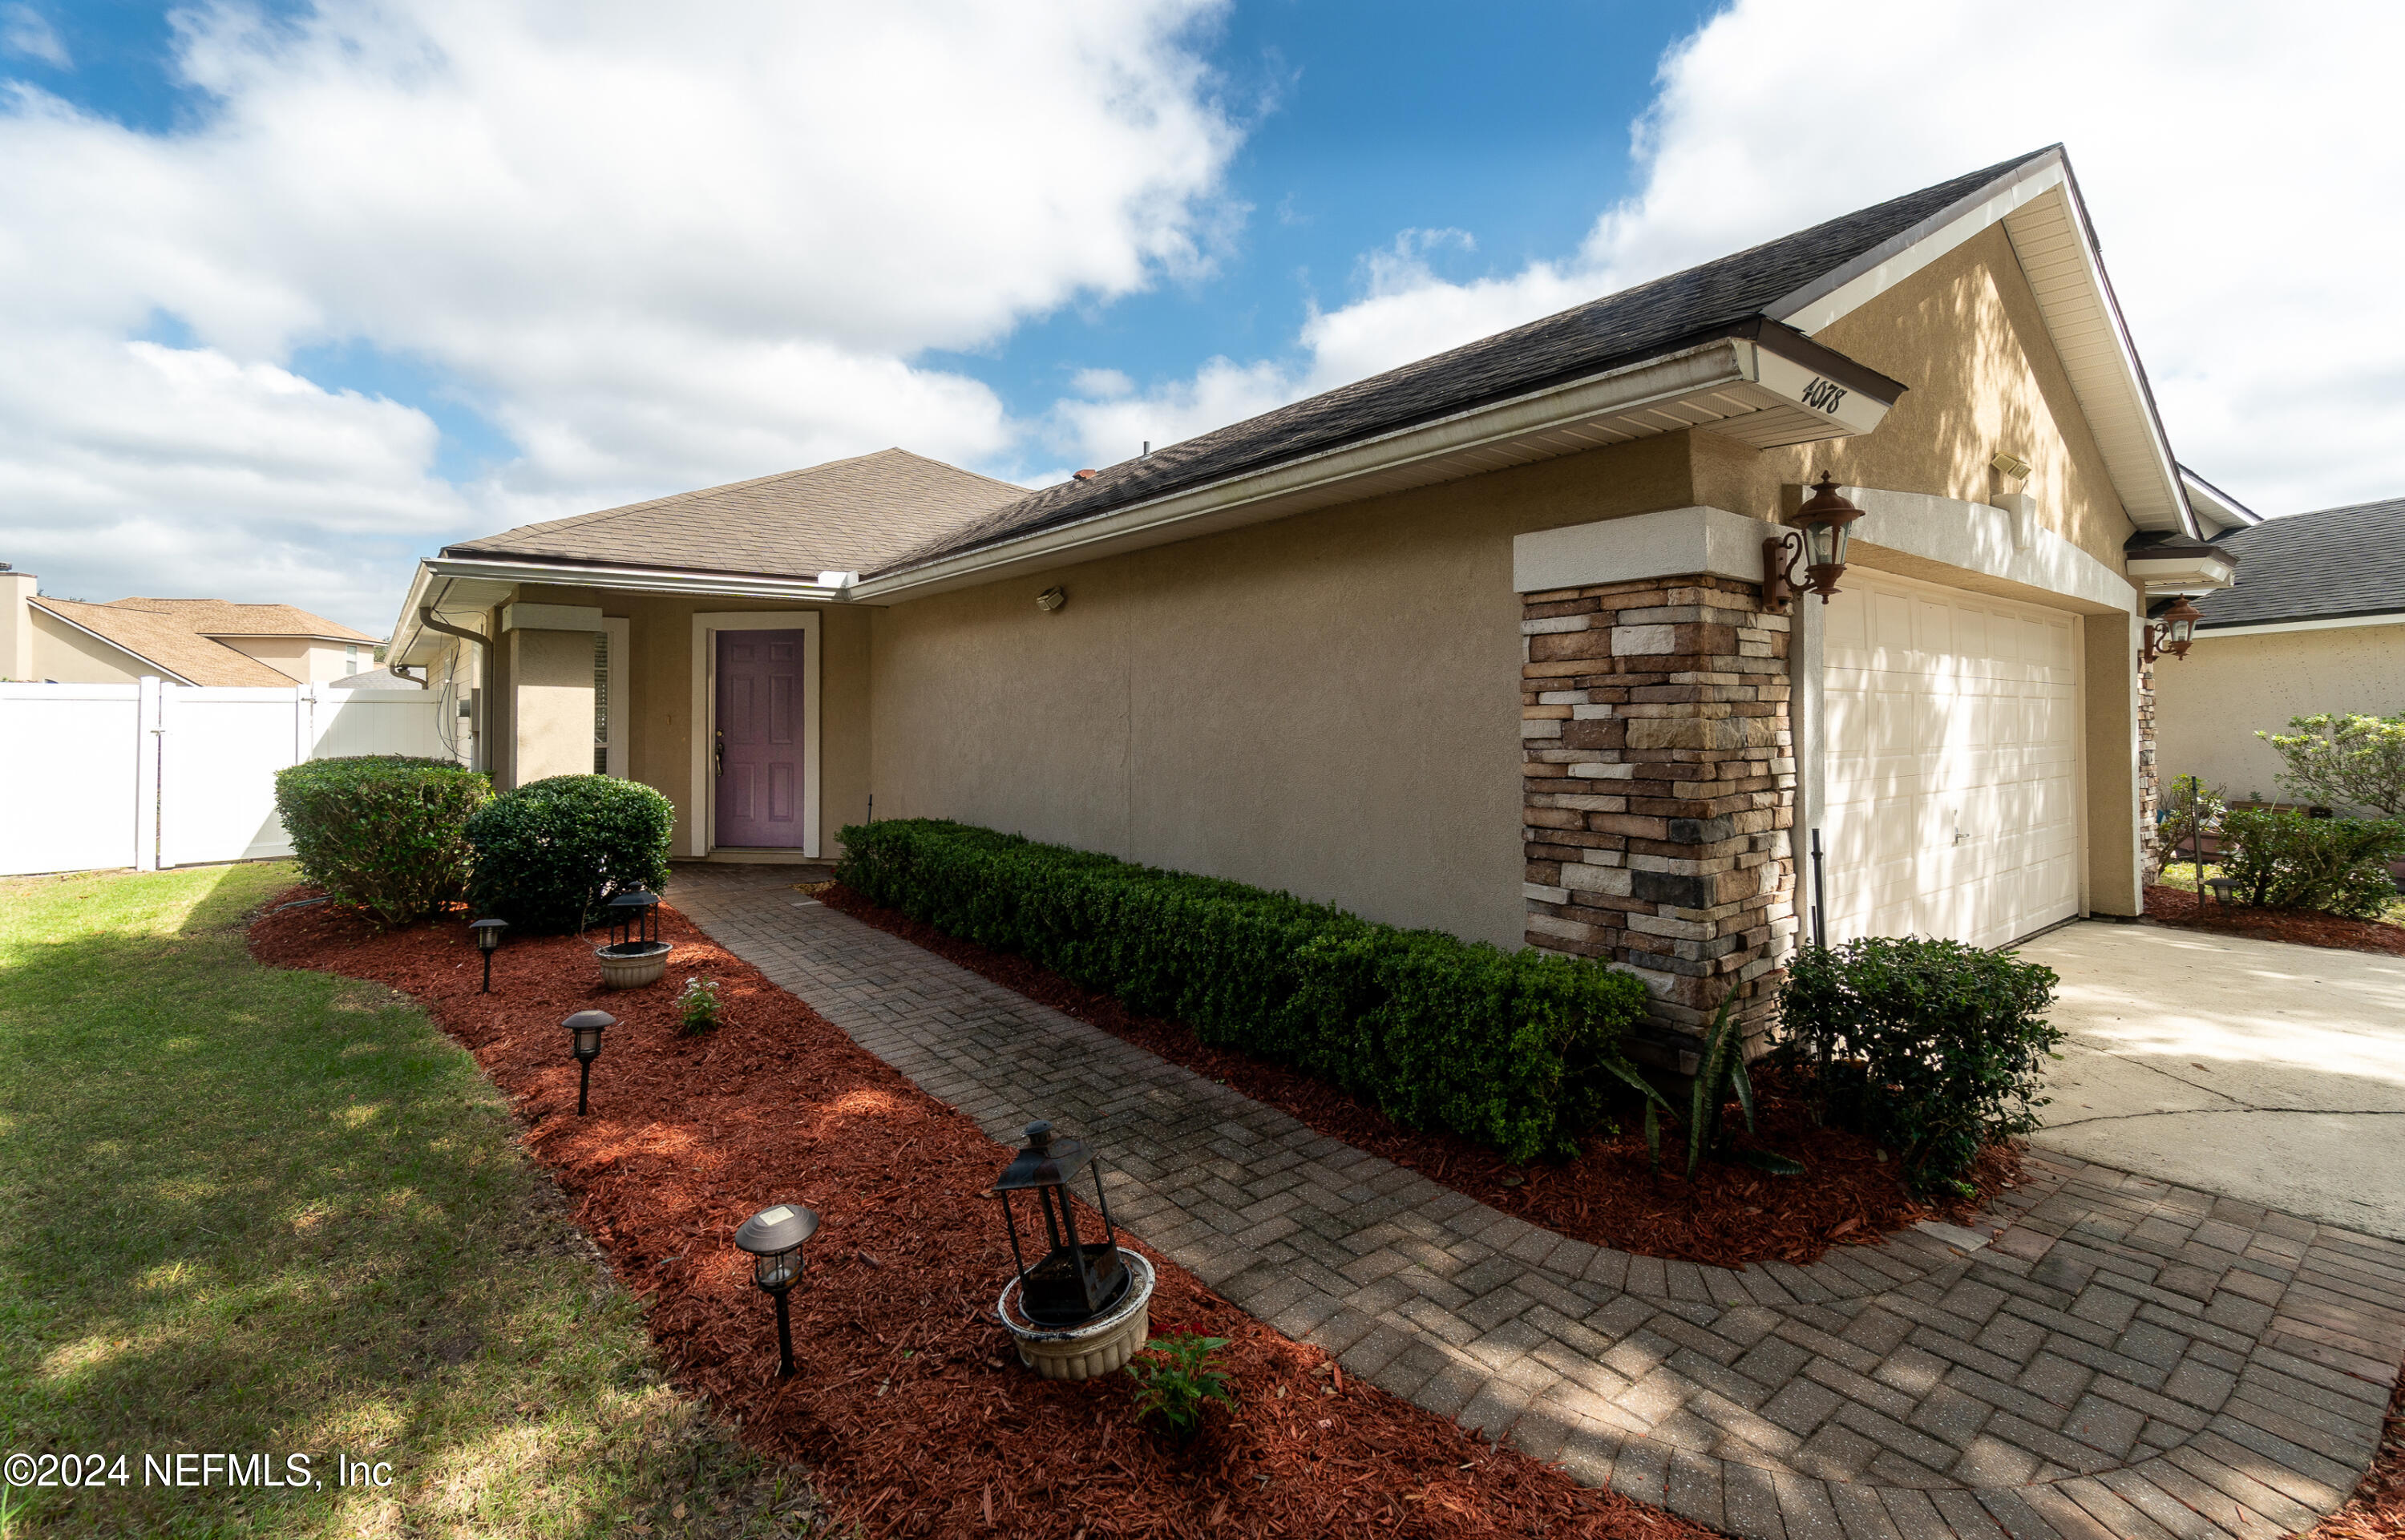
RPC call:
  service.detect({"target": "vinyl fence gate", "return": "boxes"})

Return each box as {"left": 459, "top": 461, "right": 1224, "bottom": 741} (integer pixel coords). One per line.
{"left": 0, "top": 679, "right": 455, "bottom": 878}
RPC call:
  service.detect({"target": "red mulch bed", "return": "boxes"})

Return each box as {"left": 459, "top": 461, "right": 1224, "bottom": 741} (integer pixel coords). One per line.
{"left": 815, "top": 884, "right": 2015, "bottom": 1270}
{"left": 2144, "top": 883, "right": 2405, "bottom": 958}
{"left": 250, "top": 895, "right": 1711, "bottom": 1540}
{"left": 2302, "top": 1367, "right": 2405, "bottom": 1540}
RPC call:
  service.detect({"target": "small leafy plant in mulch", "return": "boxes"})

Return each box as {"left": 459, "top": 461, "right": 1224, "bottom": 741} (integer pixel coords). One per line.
{"left": 817, "top": 882, "right": 2023, "bottom": 1268}
{"left": 1125, "top": 1333, "right": 1237, "bottom": 1444}
{"left": 249, "top": 895, "right": 1711, "bottom": 1540}
{"left": 678, "top": 975, "right": 726, "bottom": 1034}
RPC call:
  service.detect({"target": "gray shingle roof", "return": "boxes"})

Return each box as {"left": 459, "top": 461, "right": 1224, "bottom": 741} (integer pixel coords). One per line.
{"left": 876, "top": 148, "right": 2057, "bottom": 577}
{"left": 2194, "top": 496, "right": 2405, "bottom": 628}
{"left": 445, "top": 447, "right": 1029, "bottom": 580}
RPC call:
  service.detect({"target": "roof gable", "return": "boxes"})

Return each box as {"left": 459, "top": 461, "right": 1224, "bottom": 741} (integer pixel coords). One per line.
{"left": 30, "top": 598, "right": 300, "bottom": 685}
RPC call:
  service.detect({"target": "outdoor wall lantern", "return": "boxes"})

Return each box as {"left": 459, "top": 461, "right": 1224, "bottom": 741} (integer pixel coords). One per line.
{"left": 469, "top": 917, "right": 508, "bottom": 993}
{"left": 595, "top": 883, "right": 671, "bottom": 989}
{"left": 564, "top": 1008, "right": 612, "bottom": 1115}
{"left": 734, "top": 1202, "right": 820, "bottom": 1379}
{"left": 1761, "top": 472, "right": 1868, "bottom": 611}
{"left": 990, "top": 1120, "right": 1157, "bottom": 1381}
{"left": 2140, "top": 594, "right": 2204, "bottom": 665}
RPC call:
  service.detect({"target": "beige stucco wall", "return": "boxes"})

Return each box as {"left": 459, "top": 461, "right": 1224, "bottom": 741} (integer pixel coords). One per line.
{"left": 869, "top": 433, "right": 1742, "bottom": 948}
{"left": 508, "top": 627, "right": 598, "bottom": 783}
{"left": 1703, "top": 224, "right": 2132, "bottom": 576}
{"left": 2156, "top": 624, "right": 2405, "bottom": 810}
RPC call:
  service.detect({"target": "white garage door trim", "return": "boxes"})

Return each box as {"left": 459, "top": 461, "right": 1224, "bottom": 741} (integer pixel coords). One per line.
{"left": 1821, "top": 567, "right": 2085, "bottom": 951}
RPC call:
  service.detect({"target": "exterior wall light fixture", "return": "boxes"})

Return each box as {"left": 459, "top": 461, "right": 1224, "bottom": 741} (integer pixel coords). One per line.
{"left": 469, "top": 917, "right": 508, "bottom": 993}
{"left": 564, "top": 1008, "right": 612, "bottom": 1115}
{"left": 1035, "top": 586, "right": 1067, "bottom": 612}
{"left": 2140, "top": 594, "right": 2204, "bottom": 665}
{"left": 734, "top": 1202, "right": 820, "bottom": 1378}
{"left": 1761, "top": 472, "right": 1868, "bottom": 611}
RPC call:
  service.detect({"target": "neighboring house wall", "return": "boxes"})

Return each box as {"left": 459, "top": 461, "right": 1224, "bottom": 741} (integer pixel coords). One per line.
{"left": 217, "top": 636, "right": 361, "bottom": 684}
{"left": 29, "top": 609, "right": 168, "bottom": 684}
{"left": 2154, "top": 622, "right": 2405, "bottom": 808}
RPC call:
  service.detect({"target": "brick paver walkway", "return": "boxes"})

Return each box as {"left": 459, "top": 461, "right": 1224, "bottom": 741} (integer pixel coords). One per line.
{"left": 672, "top": 866, "right": 2405, "bottom": 1540}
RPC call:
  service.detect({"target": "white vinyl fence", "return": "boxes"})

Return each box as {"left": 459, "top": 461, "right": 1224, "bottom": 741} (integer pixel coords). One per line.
{"left": 0, "top": 679, "right": 452, "bottom": 877}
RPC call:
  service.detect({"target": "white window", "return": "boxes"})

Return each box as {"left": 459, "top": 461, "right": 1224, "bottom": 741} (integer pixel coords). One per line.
{"left": 592, "top": 620, "right": 629, "bottom": 776}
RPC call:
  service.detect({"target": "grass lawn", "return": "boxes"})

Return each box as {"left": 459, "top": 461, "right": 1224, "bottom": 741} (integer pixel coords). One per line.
{"left": 0, "top": 863, "right": 814, "bottom": 1538}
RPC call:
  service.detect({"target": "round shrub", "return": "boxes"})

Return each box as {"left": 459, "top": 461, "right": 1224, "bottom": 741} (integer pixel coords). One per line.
{"left": 273, "top": 755, "right": 490, "bottom": 925}
{"left": 2220, "top": 806, "right": 2405, "bottom": 918}
{"left": 464, "top": 775, "right": 675, "bottom": 934}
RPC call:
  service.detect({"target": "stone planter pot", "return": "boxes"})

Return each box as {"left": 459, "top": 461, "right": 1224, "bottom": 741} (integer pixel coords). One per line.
{"left": 595, "top": 940, "right": 672, "bottom": 989}
{"left": 997, "top": 1250, "right": 1154, "bottom": 1382}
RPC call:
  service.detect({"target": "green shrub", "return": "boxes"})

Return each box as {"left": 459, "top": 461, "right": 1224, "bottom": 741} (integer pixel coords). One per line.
{"left": 836, "top": 819, "right": 1649, "bottom": 1161}
{"left": 273, "top": 755, "right": 489, "bottom": 925}
{"left": 1125, "top": 1335, "right": 1235, "bottom": 1443}
{"left": 1776, "top": 938, "right": 2061, "bottom": 1195}
{"left": 464, "top": 775, "right": 674, "bottom": 934}
{"left": 2260, "top": 712, "right": 2405, "bottom": 817}
{"left": 2219, "top": 806, "right": 2405, "bottom": 918}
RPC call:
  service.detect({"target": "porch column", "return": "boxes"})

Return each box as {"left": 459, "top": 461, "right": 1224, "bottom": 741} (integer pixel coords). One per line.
{"left": 1514, "top": 507, "right": 1799, "bottom": 1069}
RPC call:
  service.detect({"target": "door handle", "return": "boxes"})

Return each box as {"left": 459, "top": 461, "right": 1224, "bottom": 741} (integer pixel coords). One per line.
{"left": 713, "top": 729, "right": 724, "bottom": 779}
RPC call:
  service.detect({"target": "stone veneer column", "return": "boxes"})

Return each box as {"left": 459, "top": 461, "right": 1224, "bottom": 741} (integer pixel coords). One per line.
{"left": 1520, "top": 572, "right": 1798, "bottom": 1069}
{"left": 2136, "top": 649, "right": 2162, "bottom": 885}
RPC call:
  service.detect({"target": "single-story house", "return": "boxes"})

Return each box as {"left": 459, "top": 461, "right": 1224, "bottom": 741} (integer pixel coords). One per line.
{"left": 0, "top": 568, "right": 382, "bottom": 686}
{"left": 2152, "top": 491, "right": 2405, "bottom": 810}
{"left": 386, "top": 144, "right": 2233, "bottom": 1060}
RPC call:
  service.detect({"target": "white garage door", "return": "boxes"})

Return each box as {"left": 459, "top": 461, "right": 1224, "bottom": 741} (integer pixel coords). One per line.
{"left": 1821, "top": 568, "right": 2082, "bottom": 950}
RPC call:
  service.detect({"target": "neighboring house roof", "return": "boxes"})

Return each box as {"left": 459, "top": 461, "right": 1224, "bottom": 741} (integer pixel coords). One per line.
{"left": 103, "top": 597, "right": 378, "bottom": 643}
{"left": 30, "top": 597, "right": 298, "bottom": 685}
{"left": 882, "top": 143, "right": 2187, "bottom": 579}
{"left": 2193, "top": 496, "right": 2405, "bottom": 629}
{"left": 444, "top": 447, "right": 1030, "bottom": 580}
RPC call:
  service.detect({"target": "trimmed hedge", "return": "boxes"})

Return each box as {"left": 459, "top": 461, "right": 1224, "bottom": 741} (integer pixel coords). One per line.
{"left": 273, "top": 755, "right": 489, "bottom": 925}
{"left": 2219, "top": 806, "right": 2405, "bottom": 919}
{"left": 835, "top": 819, "right": 1650, "bottom": 1162}
{"left": 1776, "top": 937, "right": 2061, "bottom": 1195}
{"left": 464, "top": 775, "right": 675, "bottom": 934}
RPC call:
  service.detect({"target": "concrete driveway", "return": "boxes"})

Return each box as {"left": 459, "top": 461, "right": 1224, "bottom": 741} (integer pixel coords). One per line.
{"left": 2017, "top": 919, "right": 2405, "bottom": 1239}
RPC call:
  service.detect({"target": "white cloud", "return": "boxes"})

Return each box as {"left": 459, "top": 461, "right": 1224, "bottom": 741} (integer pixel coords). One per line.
{"left": 0, "top": 4, "right": 67, "bottom": 68}
{"left": 0, "top": 0, "right": 1241, "bottom": 628}
{"left": 1063, "top": 0, "right": 2405, "bottom": 517}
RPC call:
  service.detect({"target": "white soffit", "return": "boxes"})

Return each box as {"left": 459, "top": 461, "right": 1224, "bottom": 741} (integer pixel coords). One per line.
{"left": 854, "top": 338, "right": 1890, "bottom": 602}
{"left": 1770, "top": 152, "right": 2193, "bottom": 538}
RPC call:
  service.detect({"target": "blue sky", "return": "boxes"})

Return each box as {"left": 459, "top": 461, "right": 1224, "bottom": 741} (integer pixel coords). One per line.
{"left": 26, "top": 0, "right": 1714, "bottom": 487}
{"left": 3, "top": 1, "right": 2401, "bottom": 631}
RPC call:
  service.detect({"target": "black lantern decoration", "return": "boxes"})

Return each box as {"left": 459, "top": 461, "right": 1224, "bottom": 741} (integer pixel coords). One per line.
{"left": 602, "top": 884, "right": 661, "bottom": 954}
{"left": 469, "top": 918, "right": 508, "bottom": 993}
{"left": 992, "top": 1121, "right": 1128, "bottom": 1327}
{"left": 564, "top": 1008, "right": 612, "bottom": 1115}
{"left": 1762, "top": 472, "right": 1869, "bottom": 610}
{"left": 2140, "top": 594, "right": 2204, "bottom": 665}
{"left": 734, "top": 1202, "right": 820, "bottom": 1378}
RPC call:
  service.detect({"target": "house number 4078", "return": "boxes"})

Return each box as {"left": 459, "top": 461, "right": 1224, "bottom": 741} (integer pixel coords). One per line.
{"left": 1799, "top": 376, "right": 1849, "bottom": 414}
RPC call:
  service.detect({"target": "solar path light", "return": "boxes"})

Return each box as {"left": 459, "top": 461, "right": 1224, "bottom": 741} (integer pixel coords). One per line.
{"left": 734, "top": 1202, "right": 820, "bottom": 1378}
{"left": 595, "top": 883, "right": 671, "bottom": 988}
{"left": 991, "top": 1120, "right": 1154, "bottom": 1380}
{"left": 564, "top": 1009, "right": 612, "bottom": 1115}
{"left": 469, "top": 917, "right": 507, "bottom": 993}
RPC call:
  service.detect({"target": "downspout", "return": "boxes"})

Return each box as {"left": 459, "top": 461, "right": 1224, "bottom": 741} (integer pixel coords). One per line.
{"left": 418, "top": 594, "right": 492, "bottom": 773}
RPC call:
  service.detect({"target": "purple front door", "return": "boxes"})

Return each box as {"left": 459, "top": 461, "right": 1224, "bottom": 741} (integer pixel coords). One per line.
{"left": 714, "top": 629, "right": 804, "bottom": 848}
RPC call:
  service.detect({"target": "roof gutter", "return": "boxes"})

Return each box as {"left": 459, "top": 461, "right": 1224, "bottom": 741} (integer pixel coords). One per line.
{"left": 853, "top": 327, "right": 1901, "bottom": 603}
{"left": 386, "top": 555, "right": 847, "bottom": 664}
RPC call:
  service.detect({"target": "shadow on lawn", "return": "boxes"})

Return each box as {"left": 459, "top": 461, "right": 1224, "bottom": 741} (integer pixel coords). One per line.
{"left": 0, "top": 865, "right": 809, "bottom": 1538}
